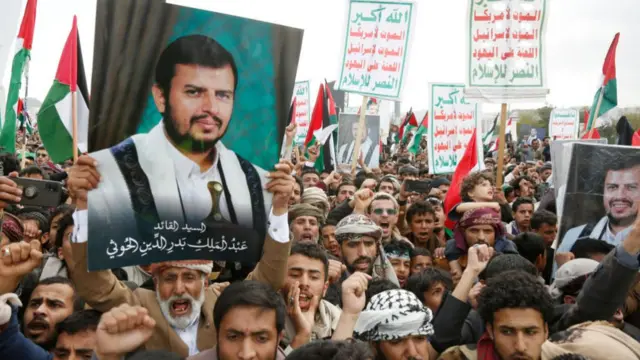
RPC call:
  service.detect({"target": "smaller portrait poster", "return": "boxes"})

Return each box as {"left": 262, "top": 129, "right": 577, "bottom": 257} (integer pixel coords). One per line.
{"left": 336, "top": 113, "right": 381, "bottom": 169}
{"left": 557, "top": 144, "right": 640, "bottom": 254}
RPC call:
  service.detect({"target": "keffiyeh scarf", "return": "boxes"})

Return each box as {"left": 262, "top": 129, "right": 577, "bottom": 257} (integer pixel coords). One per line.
{"left": 354, "top": 289, "right": 434, "bottom": 342}
{"left": 453, "top": 207, "right": 504, "bottom": 252}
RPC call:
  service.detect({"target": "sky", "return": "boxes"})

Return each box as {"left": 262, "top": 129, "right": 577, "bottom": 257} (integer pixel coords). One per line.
{"left": 2, "top": 0, "right": 639, "bottom": 123}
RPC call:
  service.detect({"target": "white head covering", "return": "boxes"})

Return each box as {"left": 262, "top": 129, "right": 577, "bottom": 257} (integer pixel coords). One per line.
{"left": 354, "top": 289, "right": 434, "bottom": 342}
{"left": 549, "top": 258, "right": 599, "bottom": 299}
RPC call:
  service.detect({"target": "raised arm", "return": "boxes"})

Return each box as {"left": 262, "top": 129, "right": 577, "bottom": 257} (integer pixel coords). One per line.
{"left": 246, "top": 160, "right": 294, "bottom": 290}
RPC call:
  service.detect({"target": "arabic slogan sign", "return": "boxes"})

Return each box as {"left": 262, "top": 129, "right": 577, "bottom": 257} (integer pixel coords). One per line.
{"left": 336, "top": 0, "right": 417, "bottom": 100}
{"left": 292, "top": 81, "right": 311, "bottom": 144}
{"left": 549, "top": 109, "right": 579, "bottom": 141}
{"left": 465, "top": 0, "right": 549, "bottom": 103}
{"left": 429, "top": 83, "right": 483, "bottom": 174}
{"left": 86, "top": 0, "right": 303, "bottom": 270}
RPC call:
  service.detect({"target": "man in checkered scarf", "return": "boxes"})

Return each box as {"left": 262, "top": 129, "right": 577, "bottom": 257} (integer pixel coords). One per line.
{"left": 354, "top": 289, "right": 435, "bottom": 359}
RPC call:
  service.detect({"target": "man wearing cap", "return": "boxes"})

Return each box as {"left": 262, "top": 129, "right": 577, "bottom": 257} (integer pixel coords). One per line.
{"left": 62, "top": 159, "right": 296, "bottom": 357}
{"left": 288, "top": 203, "right": 324, "bottom": 244}
{"left": 334, "top": 214, "right": 399, "bottom": 286}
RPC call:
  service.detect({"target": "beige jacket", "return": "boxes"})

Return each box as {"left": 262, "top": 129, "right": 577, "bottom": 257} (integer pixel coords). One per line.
{"left": 68, "top": 235, "right": 291, "bottom": 359}
{"left": 282, "top": 299, "right": 342, "bottom": 354}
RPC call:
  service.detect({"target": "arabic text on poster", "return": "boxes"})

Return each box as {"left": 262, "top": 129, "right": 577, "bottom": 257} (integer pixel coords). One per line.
{"left": 293, "top": 81, "right": 311, "bottom": 144}
{"left": 549, "top": 109, "right": 579, "bottom": 140}
{"left": 337, "top": 0, "right": 415, "bottom": 100}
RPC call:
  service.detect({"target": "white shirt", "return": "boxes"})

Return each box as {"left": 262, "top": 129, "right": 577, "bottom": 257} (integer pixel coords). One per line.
{"left": 338, "top": 137, "right": 375, "bottom": 166}
{"left": 175, "top": 318, "right": 200, "bottom": 356}
{"left": 162, "top": 132, "right": 228, "bottom": 224}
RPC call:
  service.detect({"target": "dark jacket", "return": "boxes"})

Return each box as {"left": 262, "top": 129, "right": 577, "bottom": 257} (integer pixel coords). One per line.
{"left": 0, "top": 306, "right": 52, "bottom": 360}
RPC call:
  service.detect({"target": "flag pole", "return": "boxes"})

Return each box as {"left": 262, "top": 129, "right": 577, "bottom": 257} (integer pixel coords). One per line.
{"left": 20, "top": 59, "right": 31, "bottom": 169}
{"left": 495, "top": 103, "right": 508, "bottom": 188}
{"left": 71, "top": 89, "right": 78, "bottom": 162}
{"left": 351, "top": 96, "right": 368, "bottom": 175}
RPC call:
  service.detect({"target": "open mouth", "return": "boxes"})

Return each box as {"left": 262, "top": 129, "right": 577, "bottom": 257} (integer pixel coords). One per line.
{"left": 171, "top": 299, "right": 192, "bottom": 316}
{"left": 397, "top": 276, "right": 407, "bottom": 287}
{"left": 298, "top": 293, "right": 312, "bottom": 309}
{"left": 379, "top": 222, "right": 390, "bottom": 234}
{"left": 27, "top": 320, "right": 49, "bottom": 335}
{"left": 299, "top": 233, "right": 315, "bottom": 243}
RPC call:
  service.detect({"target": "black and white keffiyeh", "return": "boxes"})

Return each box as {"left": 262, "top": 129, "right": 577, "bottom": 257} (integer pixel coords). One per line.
{"left": 353, "top": 289, "right": 434, "bottom": 342}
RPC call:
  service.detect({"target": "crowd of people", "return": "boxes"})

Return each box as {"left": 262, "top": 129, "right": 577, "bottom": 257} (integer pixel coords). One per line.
{"left": 1, "top": 124, "right": 640, "bottom": 360}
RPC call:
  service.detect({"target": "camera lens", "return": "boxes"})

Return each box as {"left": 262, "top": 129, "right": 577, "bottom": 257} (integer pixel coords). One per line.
{"left": 24, "top": 186, "right": 38, "bottom": 199}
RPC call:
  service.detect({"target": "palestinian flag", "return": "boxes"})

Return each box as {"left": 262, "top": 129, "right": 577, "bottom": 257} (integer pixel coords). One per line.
{"left": 616, "top": 116, "right": 640, "bottom": 146}
{"left": 304, "top": 84, "right": 326, "bottom": 171}
{"left": 482, "top": 114, "right": 499, "bottom": 146}
{"left": 397, "top": 109, "right": 412, "bottom": 141}
{"left": 16, "top": 98, "right": 33, "bottom": 134}
{"left": 444, "top": 129, "right": 480, "bottom": 229}
{"left": 323, "top": 80, "right": 338, "bottom": 170}
{"left": 400, "top": 110, "right": 418, "bottom": 144}
{"left": 586, "top": 33, "right": 620, "bottom": 131}
{"left": 408, "top": 112, "right": 428, "bottom": 155}
{"left": 37, "top": 16, "right": 90, "bottom": 163}
{"left": 0, "top": 0, "right": 37, "bottom": 153}
{"left": 488, "top": 138, "right": 499, "bottom": 153}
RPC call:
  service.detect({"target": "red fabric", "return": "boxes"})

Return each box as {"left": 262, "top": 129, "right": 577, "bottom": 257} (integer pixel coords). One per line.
{"left": 581, "top": 128, "right": 600, "bottom": 139}
{"left": 420, "top": 111, "right": 429, "bottom": 128}
{"left": 324, "top": 81, "right": 337, "bottom": 117}
{"left": 397, "top": 110, "right": 412, "bottom": 140}
{"left": 18, "top": 0, "right": 38, "bottom": 50}
{"left": 443, "top": 129, "right": 478, "bottom": 230}
{"left": 476, "top": 332, "right": 500, "bottom": 360}
{"left": 632, "top": 130, "right": 640, "bottom": 146}
{"left": 55, "top": 15, "right": 78, "bottom": 90}
{"left": 304, "top": 84, "right": 325, "bottom": 146}
{"left": 602, "top": 33, "right": 620, "bottom": 85}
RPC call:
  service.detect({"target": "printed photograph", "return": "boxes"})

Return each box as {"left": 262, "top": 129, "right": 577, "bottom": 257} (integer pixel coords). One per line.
{"left": 336, "top": 113, "right": 380, "bottom": 169}
{"left": 557, "top": 143, "right": 640, "bottom": 253}
{"left": 86, "top": 0, "right": 303, "bottom": 270}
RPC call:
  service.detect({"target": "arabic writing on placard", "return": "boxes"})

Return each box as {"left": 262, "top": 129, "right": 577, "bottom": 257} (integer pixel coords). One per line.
{"left": 338, "top": 1, "right": 414, "bottom": 99}
{"left": 103, "top": 221, "right": 250, "bottom": 260}
{"left": 469, "top": 0, "right": 546, "bottom": 87}
{"left": 549, "top": 109, "right": 578, "bottom": 140}
{"left": 293, "top": 81, "right": 311, "bottom": 144}
{"left": 429, "top": 84, "right": 479, "bottom": 174}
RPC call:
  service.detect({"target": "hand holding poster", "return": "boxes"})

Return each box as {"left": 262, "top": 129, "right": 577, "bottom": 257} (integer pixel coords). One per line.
{"left": 429, "top": 83, "right": 483, "bottom": 174}
{"left": 465, "top": 0, "right": 549, "bottom": 102}
{"left": 336, "top": 0, "right": 417, "bottom": 100}
{"left": 292, "top": 81, "right": 311, "bottom": 144}
{"left": 85, "top": 0, "right": 303, "bottom": 270}
{"left": 549, "top": 109, "right": 579, "bottom": 140}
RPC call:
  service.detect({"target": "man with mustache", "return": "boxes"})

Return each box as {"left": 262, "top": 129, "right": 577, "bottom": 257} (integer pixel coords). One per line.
{"left": 83, "top": 34, "right": 274, "bottom": 248}
{"left": 557, "top": 157, "right": 640, "bottom": 260}
{"left": 334, "top": 214, "right": 399, "bottom": 286}
{"left": 64, "top": 153, "right": 295, "bottom": 356}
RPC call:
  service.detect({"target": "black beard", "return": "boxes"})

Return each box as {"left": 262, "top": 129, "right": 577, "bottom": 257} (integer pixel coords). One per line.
{"left": 607, "top": 211, "right": 636, "bottom": 228}
{"left": 162, "top": 101, "right": 224, "bottom": 153}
